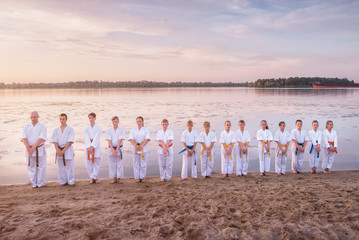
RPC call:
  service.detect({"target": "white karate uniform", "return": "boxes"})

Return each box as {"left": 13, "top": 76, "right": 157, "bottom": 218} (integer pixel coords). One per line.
{"left": 291, "top": 128, "right": 309, "bottom": 172}
{"left": 180, "top": 129, "right": 199, "bottom": 179}
{"left": 128, "top": 127, "right": 150, "bottom": 180}
{"left": 105, "top": 126, "right": 125, "bottom": 179}
{"left": 199, "top": 131, "right": 217, "bottom": 177}
{"left": 274, "top": 130, "right": 290, "bottom": 174}
{"left": 50, "top": 126, "right": 75, "bottom": 185}
{"left": 235, "top": 129, "right": 250, "bottom": 176}
{"left": 84, "top": 124, "right": 102, "bottom": 180}
{"left": 21, "top": 122, "right": 47, "bottom": 188}
{"left": 256, "top": 129, "right": 273, "bottom": 173}
{"left": 322, "top": 129, "right": 338, "bottom": 170}
{"left": 308, "top": 129, "right": 322, "bottom": 168}
{"left": 157, "top": 129, "right": 174, "bottom": 181}
{"left": 220, "top": 130, "right": 236, "bottom": 175}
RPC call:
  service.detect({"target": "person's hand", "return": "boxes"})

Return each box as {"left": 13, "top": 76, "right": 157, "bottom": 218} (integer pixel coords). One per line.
{"left": 56, "top": 149, "right": 63, "bottom": 156}
{"left": 282, "top": 149, "right": 287, "bottom": 154}
{"left": 316, "top": 146, "right": 320, "bottom": 152}
{"left": 112, "top": 149, "right": 117, "bottom": 157}
{"left": 188, "top": 150, "right": 193, "bottom": 156}
{"left": 29, "top": 146, "right": 35, "bottom": 155}
{"left": 206, "top": 149, "right": 210, "bottom": 156}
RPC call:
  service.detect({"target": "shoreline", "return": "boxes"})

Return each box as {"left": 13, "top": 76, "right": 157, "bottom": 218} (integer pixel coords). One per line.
{"left": 1, "top": 169, "right": 358, "bottom": 187}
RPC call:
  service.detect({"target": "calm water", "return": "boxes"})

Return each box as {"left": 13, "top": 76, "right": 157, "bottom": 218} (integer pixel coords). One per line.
{"left": 0, "top": 88, "right": 358, "bottom": 184}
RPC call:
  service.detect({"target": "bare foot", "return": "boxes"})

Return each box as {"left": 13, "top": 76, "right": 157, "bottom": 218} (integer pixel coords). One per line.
{"left": 95, "top": 179, "right": 100, "bottom": 184}
{"left": 292, "top": 171, "right": 297, "bottom": 174}
{"left": 90, "top": 179, "right": 95, "bottom": 184}
{"left": 136, "top": 179, "right": 141, "bottom": 183}
{"left": 277, "top": 173, "right": 281, "bottom": 176}
{"left": 260, "top": 173, "right": 264, "bottom": 176}
{"left": 181, "top": 178, "right": 187, "bottom": 181}
{"left": 161, "top": 179, "right": 165, "bottom": 182}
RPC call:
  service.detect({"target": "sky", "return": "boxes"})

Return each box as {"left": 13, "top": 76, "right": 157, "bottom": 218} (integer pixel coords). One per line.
{"left": 0, "top": 0, "right": 358, "bottom": 83}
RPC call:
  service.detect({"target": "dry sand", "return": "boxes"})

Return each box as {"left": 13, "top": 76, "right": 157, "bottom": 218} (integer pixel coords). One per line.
{"left": 0, "top": 171, "right": 358, "bottom": 240}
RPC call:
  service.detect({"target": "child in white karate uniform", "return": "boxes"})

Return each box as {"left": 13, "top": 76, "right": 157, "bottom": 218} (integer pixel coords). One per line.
{"left": 322, "top": 120, "right": 338, "bottom": 174}
{"left": 308, "top": 120, "right": 322, "bottom": 174}
{"left": 257, "top": 120, "right": 273, "bottom": 176}
{"left": 157, "top": 119, "right": 174, "bottom": 182}
{"left": 235, "top": 120, "right": 250, "bottom": 176}
{"left": 84, "top": 112, "right": 102, "bottom": 184}
{"left": 199, "top": 121, "right": 217, "bottom": 178}
{"left": 291, "top": 119, "right": 309, "bottom": 174}
{"left": 180, "top": 120, "right": 199, "bottom": 180}
{"left": 105, "top": 116, "right": 125, "bottom": 183}
{"left": 220, "top": 120, "right": 236, "bottom": 178}
{"left": 129, "top": 116, "right": 151, "bottom": 183}
{"left": 274, "top": 121, "right": 290, "bottom": 175}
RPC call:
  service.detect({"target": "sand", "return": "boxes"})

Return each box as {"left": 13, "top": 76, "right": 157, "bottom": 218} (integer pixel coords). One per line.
{"left": 0, "top": 171, "right": 358, "bottom": 240}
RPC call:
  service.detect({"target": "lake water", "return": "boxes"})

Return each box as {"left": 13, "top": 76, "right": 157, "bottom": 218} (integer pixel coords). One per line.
{"left": 0, "top": 88, "right": 358, "bottom": 184}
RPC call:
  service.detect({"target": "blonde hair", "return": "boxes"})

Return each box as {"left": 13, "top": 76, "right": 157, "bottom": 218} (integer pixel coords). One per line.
{"left": 224, "top": 120, "right": 231, "bottom": 125}
{"left": 161, "top": 119, "right": 169, "bottom": 124}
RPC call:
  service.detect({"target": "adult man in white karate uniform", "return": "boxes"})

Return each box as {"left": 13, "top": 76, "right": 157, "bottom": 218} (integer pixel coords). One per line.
{"left": 21, "top": 111, "right": 47, "bottom": 188}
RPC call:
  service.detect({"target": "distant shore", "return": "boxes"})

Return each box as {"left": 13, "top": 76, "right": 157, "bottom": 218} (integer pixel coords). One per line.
{"left": 1, "top": 171, "right": 358, "bottom": 239}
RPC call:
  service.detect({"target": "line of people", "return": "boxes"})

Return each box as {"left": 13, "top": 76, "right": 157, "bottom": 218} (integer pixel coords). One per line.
{"left": 21, "top": 112, "right": 338, "bottom": 188}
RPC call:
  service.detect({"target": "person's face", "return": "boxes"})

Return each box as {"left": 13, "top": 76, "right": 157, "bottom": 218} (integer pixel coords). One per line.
{"left": 225, "top": 122, "right": 231, "bottom": 131}
{"left": 89, "top": 116, "right": 96, "bottom": 125}
{"left": 312, "top": 122, "right": 319, "bottom": 131}
{"left": 327, "top": 122, "right": 333, "bottom": 130}
{"left": 112, "top": 119, "right": 119, "bottom": 128}
{"left": 261, "top": 122, "right": 267, "bottom": 129}
{"left": 30, "top": 113, "right": 39, "bottom": 124}
{"left": 136, "top": 118, "right": 143, "bottom": 127}
{"left": 187, "top": 123, "right": 193, "bottom": 131}
{"left": 239, "top": 123, "right": 245, "bottom": 130}
{"left": 279, "top": 123, "right": 285, "bottom": 131}
{"left": 162, "top": 121, "right": 168, "bottom": 130}
{"left": 59, "top": 116, "right": 67, "bottom": 125}
{"left": 296, "top": 121, "right": 303, "bottom": 130}
{"left": 204, "top": 125, "right": 210, "bottom": 132}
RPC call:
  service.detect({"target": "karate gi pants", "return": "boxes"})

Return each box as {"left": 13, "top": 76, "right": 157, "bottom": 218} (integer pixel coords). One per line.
{"left": 109, "top": 155, "right": 124, "bottom": 179}
{"left": 259, "top": 151, "right": 271, "bottom": 173}
{"left": 200, "top": 152, "right": 213, "bottom": 177}
{"left": 86, "top": 157, "right": 101, "bottom": 180}
{"left": 56, "top": 157, "right": 75, "bottom": 185}
{"left": 275, "top": 153, "right": 287, "bottom": 174}
{"left": 236, "top": 149, "right": 248, "bottom": 175}
{"left": 221, "top": 153, "right": 234, "bottom": 175}
{"left": 322, "top": 148, "right": 335, "bottom": 169}
{"left": 27, "top": 154, "right": 47, "bottom": 188}
{"left": 309, "top": 146, "right": 320, "bottom": 168}
{"left": 158, "top": 153, "right": 173, "bottom": 180}
{"left": 133, "top": 152, "right": 148, "bottom": 180}
{"left": 292, "top": 151, "right": 304, "bottom": 172}
{"left": 181, "top": 152, "right": 197, "bottom": 179}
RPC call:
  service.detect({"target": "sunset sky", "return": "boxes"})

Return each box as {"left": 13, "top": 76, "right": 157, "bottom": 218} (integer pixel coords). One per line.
{"left": 0, "top": 0, "right": 358, "bottom": 83}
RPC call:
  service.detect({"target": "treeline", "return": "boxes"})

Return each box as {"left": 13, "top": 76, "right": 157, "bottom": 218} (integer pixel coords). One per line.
{"left": 248, "top": 77, "right": 355, "bottom": 88}
{"left": 0, "top": 80, "right": 249, "bottom": 89}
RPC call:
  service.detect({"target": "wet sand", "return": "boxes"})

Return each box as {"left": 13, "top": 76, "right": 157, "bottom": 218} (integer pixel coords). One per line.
{"left": 0, "top": 171, "right": 358, "bottom": 239}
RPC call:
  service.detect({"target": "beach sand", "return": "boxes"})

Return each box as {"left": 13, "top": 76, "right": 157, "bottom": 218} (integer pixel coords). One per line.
{"left": 0, "top": 171, "right": 358, "bottom": 240}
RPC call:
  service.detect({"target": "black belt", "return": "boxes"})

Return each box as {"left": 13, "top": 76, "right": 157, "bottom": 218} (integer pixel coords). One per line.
{"left": 28, "top": 144, "right": 44, "bottom": 167}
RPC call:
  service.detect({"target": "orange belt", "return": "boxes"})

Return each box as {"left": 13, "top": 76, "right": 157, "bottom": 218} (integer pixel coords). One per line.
{"left": 328, "top": 141, "right": 338, "bottom": 154}
{"left": 87, "top": 139, "right": 94, "bottom": 163}
{"left": 159, "top": 143, "right": 173, "bottom": 148}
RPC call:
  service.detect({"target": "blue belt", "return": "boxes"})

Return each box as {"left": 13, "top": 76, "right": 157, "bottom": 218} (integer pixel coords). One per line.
{"left": 309, "top": 141, "right": 319, "bottom": 158}
{"left": 178, "top": 145, "right": 196, "bottom": 166}
{"left": 295, "top": 142, "right": 304, "bottom": 156}
{"left": 109, "top": 144, "right": 123, "bottom": 159}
